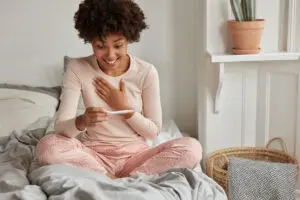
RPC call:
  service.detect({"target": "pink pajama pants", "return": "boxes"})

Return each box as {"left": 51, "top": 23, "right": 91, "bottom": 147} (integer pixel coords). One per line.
{"left": 36, "top": 134, "right": 202, "bottom": 177}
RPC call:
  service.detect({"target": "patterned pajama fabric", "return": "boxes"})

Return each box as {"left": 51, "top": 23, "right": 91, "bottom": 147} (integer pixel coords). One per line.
{"left": 36, "top": 134, "right": 202, "bottom": 177}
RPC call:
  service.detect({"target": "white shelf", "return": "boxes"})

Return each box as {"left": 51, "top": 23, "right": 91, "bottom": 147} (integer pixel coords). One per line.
{"left": 208, "top": 52, "right": 300, "bottom": 114}
{"left": 210, "top": 52, "right": 300, "bottom": 63}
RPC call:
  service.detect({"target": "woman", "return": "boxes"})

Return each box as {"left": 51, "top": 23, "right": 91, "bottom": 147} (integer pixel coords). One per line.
{"left": 36, "top": 0, "right": 202, "bottom": 178}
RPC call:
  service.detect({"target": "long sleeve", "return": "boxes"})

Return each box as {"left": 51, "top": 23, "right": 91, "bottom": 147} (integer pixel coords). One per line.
{"left": 54, "top": 62, "right": 82, "bottom": 138}
{"left": 125, "top": 66, "right": 162, "bottom": 140}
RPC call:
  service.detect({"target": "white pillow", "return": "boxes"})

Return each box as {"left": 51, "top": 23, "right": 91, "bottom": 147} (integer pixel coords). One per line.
{"left": 0, "top": 89, "right": 59, "bottom": 137}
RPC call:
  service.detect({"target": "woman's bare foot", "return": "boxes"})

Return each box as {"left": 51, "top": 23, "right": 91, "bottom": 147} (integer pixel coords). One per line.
{"left": 104, "top": 172, "right": 119, "bottom": 179}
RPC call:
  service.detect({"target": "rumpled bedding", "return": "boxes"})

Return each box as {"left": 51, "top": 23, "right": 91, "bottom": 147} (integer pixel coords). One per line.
{"left": 0, "top": 117, "right": 227, "bottom": 200}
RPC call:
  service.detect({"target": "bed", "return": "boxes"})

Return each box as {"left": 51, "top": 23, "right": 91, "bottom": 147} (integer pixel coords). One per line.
{"left": 0, "top": 59, "right": 227, "bottom": 200}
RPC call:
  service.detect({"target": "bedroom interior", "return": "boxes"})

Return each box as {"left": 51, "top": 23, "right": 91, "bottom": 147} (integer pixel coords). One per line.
{"left": 0, "top": 0, "right": 299, "bottom": 199}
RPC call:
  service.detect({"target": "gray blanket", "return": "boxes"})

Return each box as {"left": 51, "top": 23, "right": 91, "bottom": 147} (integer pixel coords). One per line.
{"left": 0, "top": 117, "right": 227, "bottom": 200}
{"left": 228, "top": 157, "right": 297, "bottom": 200}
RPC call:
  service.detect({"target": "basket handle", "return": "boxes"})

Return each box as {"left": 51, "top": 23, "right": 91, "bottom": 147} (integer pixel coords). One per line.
{"left": 207, "top": 154, "right": 229, "bottom": 178}
{"left": 265, "top": 137, "right": 288, "bottom": 153}
{"left": 266, "top": 138, "right": 300, "bottom": 179}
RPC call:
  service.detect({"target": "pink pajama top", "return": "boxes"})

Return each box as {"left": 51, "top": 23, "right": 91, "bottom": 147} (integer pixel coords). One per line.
{"left": 54, "top": 55, "right": 162, "bottom": 143}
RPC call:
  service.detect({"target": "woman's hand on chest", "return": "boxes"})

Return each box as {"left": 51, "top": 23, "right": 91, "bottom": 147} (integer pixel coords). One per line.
{"left": 93, "top": 77, "right": 129, "bottom": 110}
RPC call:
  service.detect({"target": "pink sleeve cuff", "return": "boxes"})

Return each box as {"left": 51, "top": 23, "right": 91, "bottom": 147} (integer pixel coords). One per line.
{"left": 125, "top": 112, "right": 160, "bottom": 140}
{"left": 54, "top": 118, "right": 83, "bottom": 138}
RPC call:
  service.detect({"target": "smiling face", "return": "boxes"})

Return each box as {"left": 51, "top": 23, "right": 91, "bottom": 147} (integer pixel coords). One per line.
{"left": 91, "top": 34, "right": 129, "bottom": 76}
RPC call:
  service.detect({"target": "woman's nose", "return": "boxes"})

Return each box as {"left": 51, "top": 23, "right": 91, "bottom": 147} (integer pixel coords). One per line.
{"left": 106, "top": 48, "right": 116, "bottom": 59}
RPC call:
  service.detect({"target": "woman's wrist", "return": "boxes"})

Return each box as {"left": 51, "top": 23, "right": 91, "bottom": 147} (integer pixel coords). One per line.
{"left": 123, "top": 112, "right": 134, "bottom": 119}
{"left": 119, "top": 104, "right": 134, "bottom": 119}
{"left": 75, "top": 115, "right": 86, "bottom": 131}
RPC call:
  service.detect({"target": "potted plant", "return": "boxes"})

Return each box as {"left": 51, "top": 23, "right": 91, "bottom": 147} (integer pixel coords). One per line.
{"left": 228, "top": 0, "right": 265, "bottom": 54}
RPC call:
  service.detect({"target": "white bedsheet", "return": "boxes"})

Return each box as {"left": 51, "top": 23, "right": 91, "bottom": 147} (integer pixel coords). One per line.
{"left": 146, "top": 119, "right": 183, "bottom": 146}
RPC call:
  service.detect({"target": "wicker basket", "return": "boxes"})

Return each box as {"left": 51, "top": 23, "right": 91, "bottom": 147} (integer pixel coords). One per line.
{"left": 206, "top": 137, "right": 298, "bottom": 195}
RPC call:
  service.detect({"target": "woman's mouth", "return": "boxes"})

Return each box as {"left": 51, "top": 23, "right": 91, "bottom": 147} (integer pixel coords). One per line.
{"left": 105, "top": 59, "right": 118, "bottom": 65}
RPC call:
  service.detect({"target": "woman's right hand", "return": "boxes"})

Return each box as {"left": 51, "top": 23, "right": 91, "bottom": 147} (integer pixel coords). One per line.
{"left": 75, "top": 107, "right": 108, "bottom": 130}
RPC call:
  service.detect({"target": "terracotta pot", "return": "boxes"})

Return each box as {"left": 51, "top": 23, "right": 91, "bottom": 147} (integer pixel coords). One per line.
{"left": 228, "top": 19, "right": 265, "bottom": 54}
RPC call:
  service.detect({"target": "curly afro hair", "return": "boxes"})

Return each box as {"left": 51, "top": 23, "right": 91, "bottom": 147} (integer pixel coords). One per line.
{"left": 74, "top": 0, "right": 148, "bottom": 43}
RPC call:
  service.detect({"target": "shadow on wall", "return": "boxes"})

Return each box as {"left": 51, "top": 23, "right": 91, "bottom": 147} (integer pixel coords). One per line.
{"left": 127, "top": 0, "right": 176, "bottom": 122}
{"left": 171, "top": 0, "right": 197, "bottom": 137}
{"left": 220, "top": 0, "right": 232, "bottom": 53}
{"left": 128, "top": 0, "right": 198, "bottom": 136}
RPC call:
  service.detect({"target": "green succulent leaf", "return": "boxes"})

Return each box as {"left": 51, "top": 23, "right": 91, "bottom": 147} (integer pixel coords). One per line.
{"left": 230, "top": 0, "right": 256, "bottom": 21}
{"left": 230, "top": 0, "right": 243, "bottom": 21}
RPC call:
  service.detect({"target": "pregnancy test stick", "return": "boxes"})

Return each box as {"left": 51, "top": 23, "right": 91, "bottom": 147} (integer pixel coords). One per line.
{"left": 104, "top": 109, "right": 135, "bottom": 115}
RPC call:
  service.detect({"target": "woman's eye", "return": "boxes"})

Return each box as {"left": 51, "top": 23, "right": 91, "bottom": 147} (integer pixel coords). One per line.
{"left": 114, "top": 44, "right": 123, "bottom": 49}
{"left": 97, "top": 45, "right": 105, "bottom": 49}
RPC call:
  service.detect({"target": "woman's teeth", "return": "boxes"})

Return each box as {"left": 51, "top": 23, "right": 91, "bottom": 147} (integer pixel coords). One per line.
{"left": 106, "top": 60, "right": 117, "bottom": 65}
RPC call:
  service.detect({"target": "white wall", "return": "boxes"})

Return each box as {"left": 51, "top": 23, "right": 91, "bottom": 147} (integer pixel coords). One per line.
{"left": 297, "top": 0, "right": 300, "bottom": 51}
{"left": 126, "top": 0, "right": 198, "bottom": 135}
{"left": 0, "top": 0, "right": 198, "bottom": 136}
{"left": 203, "top": 0, "right": 300, "bottom": 153}
{"left": 0, "top": 0, "right": 90, "bottom": 86}
{"left": 203, "top": 0, "right": 300, "bottom": 189}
